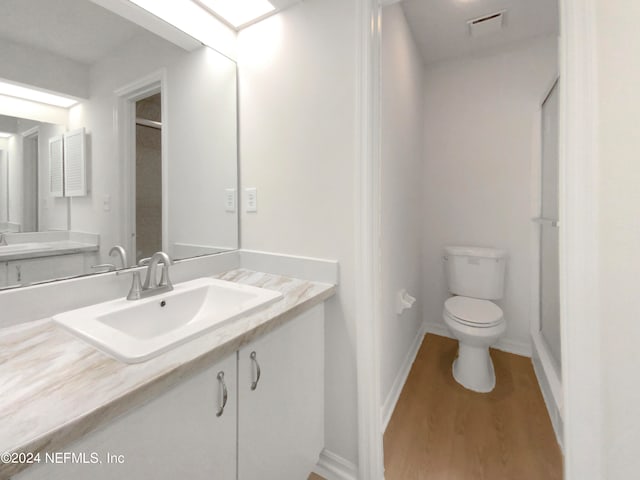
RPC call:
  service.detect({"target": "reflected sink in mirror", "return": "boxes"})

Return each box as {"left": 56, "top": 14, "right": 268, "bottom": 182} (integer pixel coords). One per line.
{"left": 54, "top": 278, "right": 283, "bottom": 363}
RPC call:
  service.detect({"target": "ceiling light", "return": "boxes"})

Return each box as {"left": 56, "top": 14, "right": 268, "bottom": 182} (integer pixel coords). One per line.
{"left": 0, "top": 80, "right": 79, "bottom": 108}
{"left": 0, "top": 132, "right": 13, "bottom": 138}
{"left": 198, "top": 0, "right": 276, "bottom": 28}
{"left": 129, "top": 0, "right": 236, "bottom": 46}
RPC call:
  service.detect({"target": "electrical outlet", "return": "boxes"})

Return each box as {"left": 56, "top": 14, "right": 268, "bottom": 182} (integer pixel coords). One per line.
{"left": 245, "top": 188, "right": 257, "bottom": 213}
{"left": 225, "top": 188, "right": 236, "bottom": 212}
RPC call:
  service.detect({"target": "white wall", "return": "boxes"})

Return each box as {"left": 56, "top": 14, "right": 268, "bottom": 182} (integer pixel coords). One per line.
{"left": 6, "top": 133, "right": 22, "bottom": 227}
{"left": 0, "top": 37, "right": 89, "bottom": 99}
{"left": 422, "top": 36, "right": 558, "bottom": 353}
{"left": 379, "top": 4, "right": 424, "bottom": 413}
{"left": 238, "top": 0, "right": 360, "bottom": 465}
{"left": 0, "top": 95, "right": 68, "bottom": 131}
{"left": 68, "top": 31, "right": 183, "bottom": 263}
{"left": 595, "top": 1, "right": 640, "bottom": 477}
{"left": 67, "top": 31, "right": 238, "bottom": 264}
{"left": 0, "top": 148, "right": 7, "bottom": 224}
{"left": 168, "top": 47, "right": 238, "bottom": 253}
{"left": 4, "top": 120, "right": 68, "bottom": 233}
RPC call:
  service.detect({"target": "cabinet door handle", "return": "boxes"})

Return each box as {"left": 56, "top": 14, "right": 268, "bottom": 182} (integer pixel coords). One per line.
{"left": 216, "top": 371, "right": 228, "bottom": 417}
{"left": 250, "top": 351, "right": 261, "bottom": 391}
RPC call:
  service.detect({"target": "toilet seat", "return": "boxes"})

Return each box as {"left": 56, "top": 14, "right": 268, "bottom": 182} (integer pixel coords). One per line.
{"left": 444, "top": 296, "right": 503, "bottom": 328}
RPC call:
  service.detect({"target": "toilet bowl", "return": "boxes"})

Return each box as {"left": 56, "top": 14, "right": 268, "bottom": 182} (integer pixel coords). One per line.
{"left": 443, "top": 295, "right": 506, "bottom": 393}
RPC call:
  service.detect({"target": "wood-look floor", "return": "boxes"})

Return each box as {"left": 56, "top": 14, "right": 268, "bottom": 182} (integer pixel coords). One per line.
{"left": 384, "top": 334, "right": 562, "bottom": 480}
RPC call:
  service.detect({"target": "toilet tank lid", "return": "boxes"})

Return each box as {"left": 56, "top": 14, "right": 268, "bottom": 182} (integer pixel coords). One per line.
{"left": 444, "top": 246, "right": 507, "bottom": 259}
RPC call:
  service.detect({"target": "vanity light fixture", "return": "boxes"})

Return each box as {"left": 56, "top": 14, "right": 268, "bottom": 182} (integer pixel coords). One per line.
{"left": 0, "top": 80, "right": 78, "bottom": 108}
{"left": 197, "top": 0, "right": 276, "bottom": 28}
{"left": 0, "top": 132, "right": 13, "bottom": 138}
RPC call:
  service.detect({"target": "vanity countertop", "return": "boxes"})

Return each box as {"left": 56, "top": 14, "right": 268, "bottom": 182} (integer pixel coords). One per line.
{"left": 0, "top": 269, "right": 335, "bottom": 478}
{"left": 0, "top": 240, "right": 98, "bottom": 262}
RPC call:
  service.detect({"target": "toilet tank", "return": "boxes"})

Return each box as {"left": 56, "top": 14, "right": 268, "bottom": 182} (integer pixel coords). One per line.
{"left": 444, "top": 246, "right": 508, "bottom": 300}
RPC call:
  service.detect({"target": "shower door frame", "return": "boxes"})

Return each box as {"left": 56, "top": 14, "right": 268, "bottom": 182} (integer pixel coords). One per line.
{"left": 530, "top": 77, "right": 563, "bottom": 444}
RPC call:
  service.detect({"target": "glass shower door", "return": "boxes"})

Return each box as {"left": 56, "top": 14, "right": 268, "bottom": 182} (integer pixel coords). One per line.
{"left": 539, "top": 80, "right": 561, "bottom": 372}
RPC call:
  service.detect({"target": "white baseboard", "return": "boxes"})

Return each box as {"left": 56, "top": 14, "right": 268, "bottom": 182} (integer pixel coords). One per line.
{"left": 423, "top": 321, "right": 532, "bottom": 357}
{"left": 423, "top": 320, "right": 450, "bottom": 338}
{"left": 496, "top": 337, "right": 532, "bottom": 357}
{"left": 314, "top": 449, "right": 358, "bottom": 480}
{"left": 532, "top": 355, "right": 564, "bottom": 450}
{"left": 531, "top": 335, "right": 564, "bottom": 450}
{"left": 381, "top": 327, "right": 425, "bottom": 432}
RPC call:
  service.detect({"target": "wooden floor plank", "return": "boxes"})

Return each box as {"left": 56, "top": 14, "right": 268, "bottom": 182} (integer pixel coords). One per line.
{"left": 384, "top": 334, "right": 563, "bottom": 480}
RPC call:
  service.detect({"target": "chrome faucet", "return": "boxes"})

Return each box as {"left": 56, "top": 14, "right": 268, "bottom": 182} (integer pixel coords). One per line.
{"left": 109, "top": 245, "right": 128, "bottom": 269}
{"left": 125, "top": 251, "right": 173, "bottom": 301}
{"left": 0, "top": 233, "right": 7, "bottom": 246}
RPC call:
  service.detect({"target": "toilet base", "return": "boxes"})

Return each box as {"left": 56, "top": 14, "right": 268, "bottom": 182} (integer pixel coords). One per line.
{"left": 452, "top": 343, "right": 496, "bottom": 393}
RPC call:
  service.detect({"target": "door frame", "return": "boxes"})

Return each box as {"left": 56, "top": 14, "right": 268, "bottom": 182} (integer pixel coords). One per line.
{"left": 356, "top": 0, "right": 601, "bottom": 479}
{"left": 355, "top": 0, "right": 385, "bottom": 478}
{"left": 115, "top": 70, "right": 169, "bottom": 264}
{"left": 21, "top": 126, "right": 39, "bottom": 232}
{"left": 558, "top": 0, "right": 602, "bottom": 478}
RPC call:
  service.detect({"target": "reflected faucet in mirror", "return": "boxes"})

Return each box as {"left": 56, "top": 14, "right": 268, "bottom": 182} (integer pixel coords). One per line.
{"left": 109, "top": 245, "right": 129, "bottom": 269}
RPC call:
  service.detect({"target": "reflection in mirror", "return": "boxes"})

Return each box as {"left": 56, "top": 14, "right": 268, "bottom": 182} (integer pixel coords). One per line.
{"left": 0, "top": 0, "right": 238, "bottom": 289}
{"left": 135, "top": 93, "right": 162, "bottom": 263}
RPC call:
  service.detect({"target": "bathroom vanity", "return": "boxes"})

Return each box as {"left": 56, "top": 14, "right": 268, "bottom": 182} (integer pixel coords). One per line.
{"left": 0, "top": 233, "right": 99, "bottom": 289}
{"left": 0, "top": 269, "right": 334, "bottom": 480}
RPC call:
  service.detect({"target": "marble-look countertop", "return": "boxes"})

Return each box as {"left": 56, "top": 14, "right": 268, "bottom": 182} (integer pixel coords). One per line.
{"left": 0, "top": 269, "right": 335, "bottom": 479}
{"left": 0, "top": 241, "right": 98, "bottom": 262}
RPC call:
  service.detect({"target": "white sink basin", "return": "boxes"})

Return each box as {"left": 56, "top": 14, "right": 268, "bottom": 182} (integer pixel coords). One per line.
{"left": 53, "top": 277, "right": 283, "bottom": 363}
{"left": 0, "top": 243, "right": 51, "bottom": 254}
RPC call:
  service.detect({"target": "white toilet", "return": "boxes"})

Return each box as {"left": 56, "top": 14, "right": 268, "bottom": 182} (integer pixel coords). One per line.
{"left": 442, "top": 246, "right": 507, "bottom": 393}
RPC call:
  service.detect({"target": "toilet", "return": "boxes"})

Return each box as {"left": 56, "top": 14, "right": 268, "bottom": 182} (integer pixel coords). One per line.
{"left": 442, "top": 246, "right": 507, "bottom": 393}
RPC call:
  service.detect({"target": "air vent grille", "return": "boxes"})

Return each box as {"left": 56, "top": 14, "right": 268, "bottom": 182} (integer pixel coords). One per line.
{"left": 467, "top": 10, "right": 506, "bottom": 37}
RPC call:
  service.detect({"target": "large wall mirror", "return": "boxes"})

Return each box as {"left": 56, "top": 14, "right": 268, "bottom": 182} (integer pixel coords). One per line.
{"left": 0, "top": 0, "right": 238, "bottom": 290}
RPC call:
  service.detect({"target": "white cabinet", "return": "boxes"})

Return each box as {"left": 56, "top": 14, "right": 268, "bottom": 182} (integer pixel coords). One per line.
{"left": 16, "top": 306, "right": 325, "bottom": 480}
{"left": 7, "top": 254, "right": 85, "bottom": 286}
{"left": 16, "top": 355, "right": 237, "bottom": 480}
{"left": 238, "top": 304, "right": 325, "bottom": 480}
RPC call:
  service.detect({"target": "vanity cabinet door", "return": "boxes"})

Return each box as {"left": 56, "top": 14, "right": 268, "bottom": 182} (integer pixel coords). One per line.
{"left": 7, "top": 254, "right": 84, "bottom": 286}
{"left": 15, "top": 355, "right": 237, "bottom": 480}
{"left": 0, "top": 262, "right": 7, "bottom": 288}
{"left": 238, "top": 304, "right": 325, "bottom": 480}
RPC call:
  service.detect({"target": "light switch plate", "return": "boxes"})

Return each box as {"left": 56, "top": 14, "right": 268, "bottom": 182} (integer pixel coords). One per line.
{"left": 245, "top": 187, "right": 257, "bottom": 213}
{"left": 103, "top": 194, "right": 111, "bottom": 212}
{"left": 225, "top": 188, "right": 236, "bottom": 212}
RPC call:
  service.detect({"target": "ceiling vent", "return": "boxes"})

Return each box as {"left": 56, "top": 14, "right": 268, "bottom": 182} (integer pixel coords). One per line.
{"left": 467, "top": 10, "right": 506, "bottom": 37}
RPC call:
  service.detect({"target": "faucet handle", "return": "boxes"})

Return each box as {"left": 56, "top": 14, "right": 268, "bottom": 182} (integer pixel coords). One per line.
{"left": 154, "top": 252, "right": 173, "bottom": 288}
{"left": 159, "top": 263, "right": 172, "bottom": 289}
{"left": 126, "top": 271, "right": 143, "bottom": 301}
